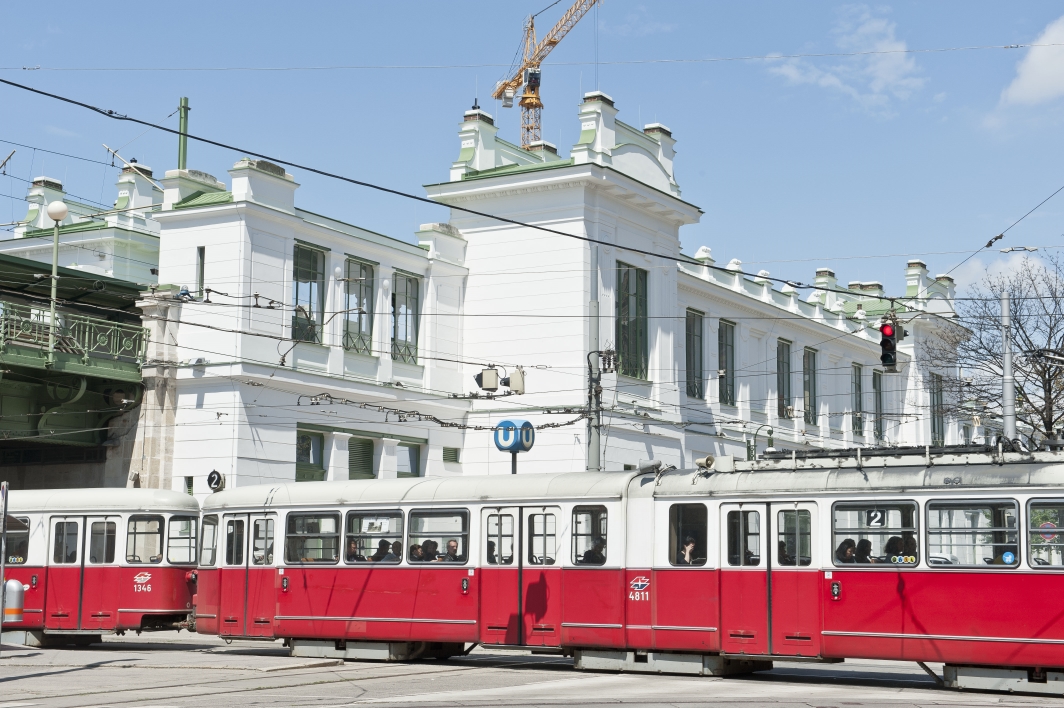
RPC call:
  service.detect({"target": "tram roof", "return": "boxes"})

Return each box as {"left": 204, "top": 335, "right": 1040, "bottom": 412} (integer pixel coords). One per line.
{"left": 201, "top": 472, "right": 645, "bottom": 511}
{"left": 6, "top": 488, "right": 200, "bottom": 514}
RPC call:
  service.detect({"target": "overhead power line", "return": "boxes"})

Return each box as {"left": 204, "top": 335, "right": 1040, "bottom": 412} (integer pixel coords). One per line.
{"left": 3, "top": 42, "right": 1057, "bottom": 72}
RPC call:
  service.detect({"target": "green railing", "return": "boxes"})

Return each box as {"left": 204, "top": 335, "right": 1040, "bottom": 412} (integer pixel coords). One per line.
{"left": 0, "top": 301, "right": 148, "bottom": 366}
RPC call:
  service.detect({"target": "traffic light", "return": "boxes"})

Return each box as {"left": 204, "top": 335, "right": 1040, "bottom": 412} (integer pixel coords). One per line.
{"left": 474, "top": 367, "right": 499, "bottom": 392}
{"left": 879, "top": 322, "right": 898, "bottom": 371}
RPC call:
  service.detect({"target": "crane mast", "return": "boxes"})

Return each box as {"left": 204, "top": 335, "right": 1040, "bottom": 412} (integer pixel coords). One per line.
{"left": 492, "top": 0, "right": 601, "bottom": 149}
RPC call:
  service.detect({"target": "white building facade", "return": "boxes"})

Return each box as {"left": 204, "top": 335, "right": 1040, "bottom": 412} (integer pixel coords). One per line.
{"left": 0, "top": 92, "right": 969, "bottom": 493}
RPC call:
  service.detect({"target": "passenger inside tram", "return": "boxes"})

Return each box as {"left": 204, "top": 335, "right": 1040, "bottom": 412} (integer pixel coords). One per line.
{"left": 777, "top": 540, "right": 795, "bottom": 565}
{"left": 420, "top": 539, "right": 440, "bottom": 561}
{"left": 835, "top": 538, "right": 856, "bottom": 563}
{"left": 582, "top": 537, "right": 606, "bottom": 565}
{"left": 346, "top": 538, "right": 367, "bottom": 562}
{"left": 391, "top": 541, "right": 403, "bottom": 557}
{"left": 486, "top": 540, "right": 498, "bottom": 564}
{"left": 855, "top": 539, "right": 875, "bottom": 563}
{"left": 370, "top": 539, "right": 398, "bottom": 562}
{"left": 677, "top": 536, "right": 698, "bottom": 565}
{"left": 409, "top": 543, "right": 423, "bottom": 562}
{"left": 883, "top": 536, "right": 903, "bottom": 560}
{"left": 443, "top": 539, "right": 464, "bottom": 562}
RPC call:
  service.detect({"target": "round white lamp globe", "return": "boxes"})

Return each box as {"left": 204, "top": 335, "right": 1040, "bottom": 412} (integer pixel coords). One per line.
{"left": 334, "top": 266, "right": 343, "bottom": 280}
{"left": 46, "top": 201, "right": 68, "bottom": 223}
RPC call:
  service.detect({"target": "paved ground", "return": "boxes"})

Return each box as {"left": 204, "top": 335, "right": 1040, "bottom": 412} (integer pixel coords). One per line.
{"left": 0, "top": 632, "right": 1059, "bottom": 707}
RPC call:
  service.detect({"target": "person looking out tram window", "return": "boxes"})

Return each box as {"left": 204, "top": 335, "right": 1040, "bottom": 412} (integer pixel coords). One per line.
{"left": 835, "top": 538, "right": 856, "bottom": 563}
{"left": 370, "top": 539, "right": 397, "bottom": 562}
{"left": 777, "top": 540, "right": 795, "bottom": 566}
{"left": 443, "top": 538, "right": 464, "bottom": 562}
{"left": 677, "top": 536, "right": 697, "bottom": 565}
{"left": 902, "top": 534, "right": 917, "bottom": 558}
{"left": 409, "top": 544, "right": 423, "bottom": 562}
{"left": 420, "top": 539, "right": 440, "bottom": 561}
{"left": 347, "top": 538, "right": 367, "bottom": 562}
{"left": 582, "top": 537, "right": 607, "bottom": 565}
{"left": 855, "top": 539, "right": 875, "bottom": 563}
{"left": 883, "top": 536, "right": 903, "bottom": 560}
{"left": 391, "top": 541, "right": 403, "bottom": 558}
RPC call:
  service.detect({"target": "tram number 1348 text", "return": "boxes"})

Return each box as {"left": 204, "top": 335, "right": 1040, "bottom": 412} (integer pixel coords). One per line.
{"left": 628, "top": 590, "right": 649, "bottom": 601}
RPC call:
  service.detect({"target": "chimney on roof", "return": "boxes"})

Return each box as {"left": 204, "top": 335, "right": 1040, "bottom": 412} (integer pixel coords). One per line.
{"left": 230, "top": 157, "right": 298, "bottom": 213}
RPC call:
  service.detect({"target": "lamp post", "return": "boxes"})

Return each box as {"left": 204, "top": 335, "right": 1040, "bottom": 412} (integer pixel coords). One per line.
{"left": 45, "top": 201, "right": 67, "bottom": 366}
{"left": 749, "top": 424, "right": 773, "bottom": 461}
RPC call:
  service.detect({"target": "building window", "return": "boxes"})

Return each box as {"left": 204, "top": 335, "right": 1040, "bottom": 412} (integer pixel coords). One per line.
{"left": 348, "top": 437, "right": 375, "bottom": 480}
{"left": 930, "top": 372, "right": 945, "bottom": 446}
{"left": 396, "top": 443, "right": 420, "bottom": 478}
{"left": 442, "top": 447, "right": 460, "bottom": 463}
{"left": 718, "top": 320, "right": 736, "bottom": 406}
{"left": 615, "top": 262, "right": 648, "bottom": 379}
{"left": 292, "top": 244, "right": 325, "bottom": 343}
{"left": 391, "top": 273, "right": 419, "bottom": 364}
{"left": 852, "top": 363, "right": 864, "bottom": 435}
{"left": 777, "top": 339, "right": 791, "bottom": 418}
{"left": 873, "top": 370, "right": 884, "bottom": 440}
{"left": 685, "top": 309, "right": 704, "bottom": 398}
{"left": 343, "top": 259, "right": 374, "bottom": 355}
{"left": 196, "top": 246, "right": 205, "bottom": 299}
{"left": 295, "top": 430, "right": 325, "bottom": 482}
{"left": 803, "top": 348, "right": 818, "bottom": 425}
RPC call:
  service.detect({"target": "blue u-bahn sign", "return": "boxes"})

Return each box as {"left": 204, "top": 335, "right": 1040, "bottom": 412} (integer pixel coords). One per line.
{"left": 494, "top": 419, "right": 535, "bottom": 453}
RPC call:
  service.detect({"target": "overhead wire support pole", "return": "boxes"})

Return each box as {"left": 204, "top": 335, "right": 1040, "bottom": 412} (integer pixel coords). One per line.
{"left": 177, "top": 97, "right": 189, "bottom": 170}
{"left": 1002, "top": 291, "right": 1017, "bottom": 440}
{"left": 587, "top": 241, "right": 601, "bottom": 472}
{"left": 0, "top": 479, "right": 8, "bottom": 658}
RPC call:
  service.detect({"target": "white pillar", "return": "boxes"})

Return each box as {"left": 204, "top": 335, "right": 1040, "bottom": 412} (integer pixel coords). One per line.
{"left": 327, "top": 432, "right": 352, "bottom": 481}
{"left": 378, "top": 437, "right": 399, "bottom": 479}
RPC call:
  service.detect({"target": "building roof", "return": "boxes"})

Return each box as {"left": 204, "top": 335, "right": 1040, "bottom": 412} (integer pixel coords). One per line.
{"left": 7, "top": 488, "right": 199, "bottom": 514}
{"left": 0, "top": 252, "right": 145, "bottom": 313}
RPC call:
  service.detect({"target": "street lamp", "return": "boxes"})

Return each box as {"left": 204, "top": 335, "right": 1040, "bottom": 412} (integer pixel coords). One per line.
{"left": 45, "top": 201, "right": 67, "bottom": 365}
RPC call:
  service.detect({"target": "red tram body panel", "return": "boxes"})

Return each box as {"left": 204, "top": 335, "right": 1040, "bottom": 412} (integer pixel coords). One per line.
{"left": 193, "top": 454, "right": 1064, "bottom": 683}
{"left": 1, "top": 488, "right": 200, "bottom": 642}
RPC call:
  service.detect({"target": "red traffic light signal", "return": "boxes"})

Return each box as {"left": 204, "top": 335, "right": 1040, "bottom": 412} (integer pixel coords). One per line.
{"left": 880, "top": 323, "right": 894, "bottom": 337}
{"left": 879, "top": 321, "right": 898, "bottom": 369}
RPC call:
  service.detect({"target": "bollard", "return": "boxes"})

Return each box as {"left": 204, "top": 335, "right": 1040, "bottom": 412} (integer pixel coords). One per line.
{"left": 3, "top": 578, "right": 23, "bottom": 624}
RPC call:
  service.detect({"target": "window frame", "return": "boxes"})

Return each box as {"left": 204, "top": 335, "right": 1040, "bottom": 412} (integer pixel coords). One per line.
{"left": 831, "top": 500, "right": 919, "bottom": 568}
{"left": 407, "top": 508, "right": 470, "bottom": 565}
{"left": 4, "top": 516, "right": 30, "bottom": 565}
{"left": 53, "top": 520, "right": 80, "bottom": 565}
{"left": 252, "top": 518, "right": 276, "bottom": 566}
{"left": 126, "top": 514, "right": 165, "bottom": 565}
{"left": 777, "top": 339, "right": 792, "bottom": 418}
{"left": 292, "top": 244, "right": 326, "bottom": 344}
{"left": 851, "top": 363, "right": 864, "bottom": 435}
{"left": 726, "top": 509, "right": 762, "bottom": 567}
{"left": 926, "top": 498, "right": 1019, "bottom": 569}
{"left": 391, "top": 273, "right": 420, "bottom": 364}
{"left": 873, "top": 369, "right": 884, "bottom": 440}
{"left": 777, "top": 508, "right": 812, "bottom": 567}
{"left": 295, "top": 430, "right": 326, "bottom": 482}
{"left": 527, "top": 510, "right": 557, "bottom": 566}
{"left": 718, "top": 320, "right": 736, "bottom": 406}
{"left": 615, "top": 262, "right": 649, "bottom": 379}
{"left": 284, "top": 512, "right": 342, "bottom": 565}
{"left": 685, "top": 309, "right": 704, "bottom": 399}
{"left": 88, "top": 520, "right": 117, "bottom": 565}
{"left": 1027, "top": 498, "right": 1064, "bottom": 569}
{"left": 485, "top": 512, "right": 515, "bottom": 566}
{"left": 669, "top": 503, "right": 708, "bottom": 567}
{"left": 224, "top": 517, "right": 245, "bottom": 566}
{"left": 166, "top": 515, "right": 198, "bottom": 565}
{"left": 930, "top": 372, "right": 945, "bottom": 446}
{"left": 343, "top": 258, "right": 375, "bottom": 355}
{"left": 199, "top": 514, "right": 219, "bottom": 567}
{"left": 803, "top": 348, "right": 818, "bottom": 426}
{"left": 396, "top": 443, "right": 421, "bottom": 478}
{"left": 344, "top": 509, "right": 404, "bottom": 565}
{"left": 571, "top": 505, "right": 608, "bottom": 566}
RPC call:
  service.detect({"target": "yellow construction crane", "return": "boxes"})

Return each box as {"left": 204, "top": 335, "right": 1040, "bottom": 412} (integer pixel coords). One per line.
{"left": 492, "top": 0, "right": 602, "bottom": 149}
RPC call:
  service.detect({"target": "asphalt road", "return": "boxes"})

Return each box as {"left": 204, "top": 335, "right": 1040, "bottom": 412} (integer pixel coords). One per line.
{"left": 0, "top": 632, "right": 1059, "bottom": 707}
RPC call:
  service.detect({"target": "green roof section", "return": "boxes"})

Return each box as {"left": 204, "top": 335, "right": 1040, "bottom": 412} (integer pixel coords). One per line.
{"left": 0, "top": 251, "right": 146, "bottom": 311}
{"left": 459, "top": 159, "right": 575, "bottom": 181}
{"left": 174, "top": 190, "right": 233, "bottom": 209}
{"left": 23, "top": 220, "right": 112, "bottom": 238}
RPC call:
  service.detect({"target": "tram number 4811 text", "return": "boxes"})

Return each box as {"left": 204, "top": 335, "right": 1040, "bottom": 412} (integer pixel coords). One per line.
{"left": 628, "top": 590, "right": 649, "bottom": 601}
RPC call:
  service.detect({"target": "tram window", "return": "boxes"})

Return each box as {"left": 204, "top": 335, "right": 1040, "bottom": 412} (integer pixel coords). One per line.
{"left": 833, "top": 502, "right": 917, "bottom": 566}
{"left": 528, "top": 513, "right": 556, "bottom": 566}
{"left": 253, "top": 519, "right": 275, "bottom": 565}
{"left": 1029, "top": 501, "right": 1064, "bottom": 567}
{"left": 200, "top": 515, "right": 219, "bottom": 567}
{"left": 409, "top": 510, "right": 468, "bottom": 563}
{"left": 167, "top": 516, "right": 197, "bottom": 564}
{"left": 669, "top": 504, "right": 707, "bottom": 566}
{"left": 285, "top": 513, "right": 340, "bottom": 564}
{"left": 573, "top": 506, "right": 607, "bottom": 565}
{"left": 52, "top": 521, "right": 78, "bottom": 564}
{"left": 345, "top": 511, "right": 402, "bottom": 564}
{"left": 928, "top": 500, "right": 1018, "bottom": 567}
{"left": 88, "top": 521, "right": 116, "bottom": 564}
{"left": 5, "top": 516, "right": 29, "bottom": 565}
{"left": 727, "top": 510, "right": 761, "bottom": 566}
{"left": 126, "top": 516, "right": 164, "bottom": 564}
{"left": 225, "top": 519, "right": 245, "bottom": 566}
{"left": 486, "top": 514, "right": 514, "bottom": 566}
{"left": 777, "top": 509, "right": 811, "bottom": 567}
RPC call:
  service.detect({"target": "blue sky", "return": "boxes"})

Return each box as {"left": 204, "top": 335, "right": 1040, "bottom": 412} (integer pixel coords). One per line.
{"left": 3, "top": 1, "right": 1064, "bottom": 294}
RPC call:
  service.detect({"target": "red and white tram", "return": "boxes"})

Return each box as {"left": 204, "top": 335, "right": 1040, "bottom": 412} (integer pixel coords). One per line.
{"left": 194, "top": 451, "right": 1064, "bottom": 693}
{"left": 2, "top": 488, "right": 200, "bottom": 645}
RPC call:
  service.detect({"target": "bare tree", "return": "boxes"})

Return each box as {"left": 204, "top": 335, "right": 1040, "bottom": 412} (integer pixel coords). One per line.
{"left": 922, "top": 254, "right": 1064, "bottom": 446}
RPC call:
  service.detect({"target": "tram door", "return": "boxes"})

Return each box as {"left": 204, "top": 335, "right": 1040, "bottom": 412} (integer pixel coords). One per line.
{"left": 479, "top": 506, "right": 562, "bottom": 647}
{"left": 45, "top": 517, "right": 82, "bottom": 630}
{"left": 769, "top": 502, "right": 820, "bottom": 657}
{"left": 80, "top": 516, "right": 119, "bottom": 631}
{"left": 719, "top": 504, "right": 769, "bottom": 655}
{"left": 219, "top": 514, "right": 277, "bottom": 637}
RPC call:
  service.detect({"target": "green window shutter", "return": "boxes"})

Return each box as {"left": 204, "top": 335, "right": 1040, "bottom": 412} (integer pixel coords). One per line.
{"left": 348, "top": 438, "right": 375, "bottom": 480}
{"left": 443, "top": 447, "right": 460, "bottom": 463}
